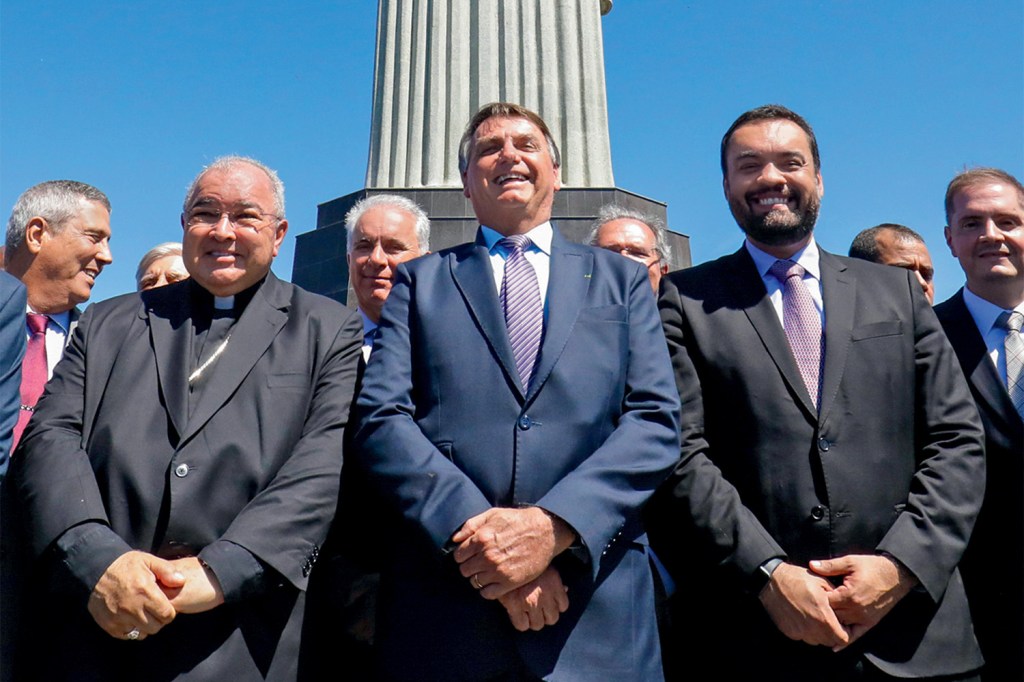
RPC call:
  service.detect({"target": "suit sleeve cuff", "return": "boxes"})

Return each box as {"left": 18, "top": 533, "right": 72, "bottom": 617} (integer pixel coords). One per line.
{"left": 54, "top": 522, "right": 132, "bottom": 598}
{"left": 199, "top": 540, "right": 273, "bottom": 602}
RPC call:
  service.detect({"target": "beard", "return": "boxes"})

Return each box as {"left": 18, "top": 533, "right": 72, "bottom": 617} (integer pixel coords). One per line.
{"left": 729, "top": 193, "right": 820, "bottom": 247}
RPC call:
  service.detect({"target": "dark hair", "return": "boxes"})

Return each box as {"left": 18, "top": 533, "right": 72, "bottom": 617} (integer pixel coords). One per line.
{"left": 720, "top": 104, "right": 820, "bottom": 175}
{"left": 944, "top": 167, "right": 1024, "bottom": 225}
{"left": 457, "top": 102, "right": 561, "bottom": 173}
{"left": 848, "top": 224, "right": 925, "bottom": 262}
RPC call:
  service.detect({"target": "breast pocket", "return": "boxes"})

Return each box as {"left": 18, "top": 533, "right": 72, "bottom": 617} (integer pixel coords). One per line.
{"left": 266, "top": 372, "right": 309, "bottom": 390}
{"left": 851, "top": 320, "right": 902, "bottom": 341}
{"left": 576, "top": 303, "right": 627, "bottom": 324}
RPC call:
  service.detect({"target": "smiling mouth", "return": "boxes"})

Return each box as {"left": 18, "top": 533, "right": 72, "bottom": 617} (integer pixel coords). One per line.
{"left": 496, "top": 173, "right": 529, "bottom": 185}
{"left": 751, "top": 194, "right": 793, "bottom": 209}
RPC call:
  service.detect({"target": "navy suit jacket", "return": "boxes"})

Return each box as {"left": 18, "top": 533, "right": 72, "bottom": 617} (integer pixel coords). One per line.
{"left": 0, "top": 272, "right": 26, "bottom": 471}
{"left": 650, "top": 248, "right": 986, "bottom": 679}
{"left": 935, "top": 290, "right": 1024, "bottom": 679}
{"left": 353, "top": 227, "right": 681, "bottom": 681}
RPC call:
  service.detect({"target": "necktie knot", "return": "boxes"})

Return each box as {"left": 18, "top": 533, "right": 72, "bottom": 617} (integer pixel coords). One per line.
{"left": 999, "top": 310, "right": 1024, "bottom": 334}
{"left": 499, "top": 235, "right": 533, "bottom": 255}
{"left": 769, "top": 259, "right": 806, "bottom": 283}
{"left": 26, "top": 313, "right": 48, "bottom": 335}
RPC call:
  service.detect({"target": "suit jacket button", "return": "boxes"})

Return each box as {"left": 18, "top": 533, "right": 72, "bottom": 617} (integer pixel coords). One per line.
{"left": 174, "top": 463, "right": 190, "bottom": 478}
{"left": 818, "top": 438, "right": 831, "bottom": 452}
{"left": 518, "top": 416, "right": 531, "bottom": 430}
{"left": 810, "top": 505, "right": 827, "bottom": 521}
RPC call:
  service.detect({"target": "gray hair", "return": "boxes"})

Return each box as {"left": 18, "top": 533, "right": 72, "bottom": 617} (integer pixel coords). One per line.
{"left": 344, "top": 194, "right": 430, "bottom": 254}
{"left": 182, "top": 155, "right": 286, "bottom": 218}
{"left": 6, "top": 180, "right": 111, "bottom": 254}
{"left": 588, "top": 204, "right": 672, "bottom": 263}
{"left": 135, "top": 241, "right": 183, "bottom": 286}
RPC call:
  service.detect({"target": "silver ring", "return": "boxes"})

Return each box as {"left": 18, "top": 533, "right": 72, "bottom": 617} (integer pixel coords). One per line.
{"left": 471, "top": 574, "right": 482, "bottom": 590}
{"left": 125, "top": 628, "right": 140, "bottom": 641}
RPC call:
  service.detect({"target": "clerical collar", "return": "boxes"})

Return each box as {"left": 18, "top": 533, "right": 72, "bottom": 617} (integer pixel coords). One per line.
{"left": 188, "top": 277, "right": 263, "bottom": 316}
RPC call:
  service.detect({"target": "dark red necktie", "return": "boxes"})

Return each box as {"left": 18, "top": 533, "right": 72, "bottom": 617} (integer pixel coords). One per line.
{"left": 12, "top": 313, "right": 48, "bottom": 451}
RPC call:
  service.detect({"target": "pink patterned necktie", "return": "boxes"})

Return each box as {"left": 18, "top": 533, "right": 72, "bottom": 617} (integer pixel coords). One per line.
{"left": 499, "top": 235, "right": 543, "bottom": 388}
{"left": 12, "top": 313, "right": 49, "bottom": 450}
{"left": 769, "top": 260, "right": 823, "bottom": 409}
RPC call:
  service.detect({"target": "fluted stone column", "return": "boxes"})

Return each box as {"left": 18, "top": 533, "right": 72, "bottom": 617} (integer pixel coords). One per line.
{"left": 366, "top": 0, "right": 615, "bottom": 188}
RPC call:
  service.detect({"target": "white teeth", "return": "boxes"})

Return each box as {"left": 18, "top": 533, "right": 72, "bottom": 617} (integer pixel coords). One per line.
{"left": 497, "top": 174, "right": 527, "bottom": 184}
{"left": 757, "top": 197, "right": 789, "bottom": 206}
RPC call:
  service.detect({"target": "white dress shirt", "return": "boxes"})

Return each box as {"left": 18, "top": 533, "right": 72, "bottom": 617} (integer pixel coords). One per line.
{"left": 25, "top": 306, "right": 71, "bottom": 379}
{"left": 961, "top": 286, "right": 1024, "bottom": 385}
{"left": 481, "top": 221, "right": 552, "bottom": 311}
{"left": 745, "top": 237, "right": 825, "bottom": 329}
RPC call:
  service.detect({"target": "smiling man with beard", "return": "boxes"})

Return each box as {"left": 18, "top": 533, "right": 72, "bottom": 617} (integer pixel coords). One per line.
{"left": 648, "top": 105, "right": 986, "bottom": 681}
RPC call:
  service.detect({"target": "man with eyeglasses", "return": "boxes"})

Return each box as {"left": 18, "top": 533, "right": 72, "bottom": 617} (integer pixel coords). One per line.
{"left": 588, "top": 204, "right": 671, "bottom": 293}
{"left": 9, "top": 156, "right": 362, "bottom": 680}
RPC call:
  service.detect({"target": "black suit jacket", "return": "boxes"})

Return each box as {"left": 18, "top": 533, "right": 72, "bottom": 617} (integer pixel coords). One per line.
{"left": 8, "top": 273, "right": 362, "bottom": 681}
{"left": 649, "top": 247, "right": 986, "bottom": 679}
{"left": 935, "top": 290, "right": 1024, "bottom": 679}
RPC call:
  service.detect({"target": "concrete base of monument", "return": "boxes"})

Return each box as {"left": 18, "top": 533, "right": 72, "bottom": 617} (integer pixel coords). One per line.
{"left": 292, "top": 187, "right": 690, "bottom": 307}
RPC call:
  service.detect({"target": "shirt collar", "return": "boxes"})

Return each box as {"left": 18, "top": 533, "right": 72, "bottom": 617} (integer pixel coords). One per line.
{"left": 482, "top": 221, "right": 553, "bottom": 256}
{"left": 25, "top": 305, "right": 71, "bottom": 333}
{"left": 962, "top": 286, "right": 1024, "bottom": 334}
{"left": 745, "top": 236, "right": 821, "bottom": 281}
{"left": 358, "top": 308, "right": 377, "bottom": 338}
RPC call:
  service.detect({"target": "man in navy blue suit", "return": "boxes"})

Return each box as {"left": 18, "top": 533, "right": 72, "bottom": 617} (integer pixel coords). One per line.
{"left": 353, "top": 102, "right": 681, "bottom": 681}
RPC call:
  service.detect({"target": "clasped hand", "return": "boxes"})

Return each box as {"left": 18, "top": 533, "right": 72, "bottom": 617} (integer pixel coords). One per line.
{"left": 88, "top": 552, "right": 225, "bottom": 641}
{"left": 759, "top": 554, "right": 916, "bottom": 652}
{"left": 452, "top": 507, "right": 576, "bottom": 631}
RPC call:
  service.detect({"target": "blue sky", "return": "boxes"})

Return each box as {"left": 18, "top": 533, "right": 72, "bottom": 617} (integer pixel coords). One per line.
{"left": 2, "top": 1, "right": 1021, "bottom": 304}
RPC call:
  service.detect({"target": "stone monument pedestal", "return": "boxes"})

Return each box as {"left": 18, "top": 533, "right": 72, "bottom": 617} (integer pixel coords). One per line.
{"left": 292, "top": 188, "right": 690, "bottom": 306}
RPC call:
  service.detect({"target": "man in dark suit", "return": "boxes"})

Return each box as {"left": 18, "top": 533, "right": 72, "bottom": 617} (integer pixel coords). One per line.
{"left": 4, "top": 180, "right": 112, "bottom": 454}
{"left": 353, "top": 102, "right": 681, "bottom": 681}
{"left": 8, "top": 156, "right": 362, "bottom": 680}
{"left": 935, "top": 167, "right": 1024, "bottom": 680}
{"left": 649, "top": 105, "right": 986, "bottom": 681}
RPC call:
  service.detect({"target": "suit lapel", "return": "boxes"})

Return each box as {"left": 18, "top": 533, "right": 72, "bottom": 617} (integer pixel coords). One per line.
{"left": 182, "top": 274, "right": 290, "bottom": 443}
{"left": 146, "top": 287, "right": 192, "bottom": 439}
{"left": 450, "top": 234, "right": 524, "bottom": 399}
{"left": 527, "top": 232, "right": 591, "bottom": 402}
{"left": 943, "top": 290, "right": 1023, "bottom": 433}
{"left": 818, "top": 250, "right": 855, "bottom": 423}
{"left": 732, "top": 249, "right": 818, "bottom": 419}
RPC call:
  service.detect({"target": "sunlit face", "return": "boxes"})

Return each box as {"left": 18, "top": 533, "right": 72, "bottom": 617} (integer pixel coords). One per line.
{"left": 723, "top": 119, "right": 823, "bottom": 251}
{"left": 181, "top": 163, "right": 287, "bottom": 297}
{"left": 461, "top": 116, "right": 561, "bottom": 235}
{"left": 874, "top": 231, "right": 935, "bottom": 304}
{"left": 347, "top": 205, "right": 424, "bottom": 323}
{"left": 138, "top": 253, "right": 189, "bottom": 291}
{"left": 945, "top": 182, "right": 1024, "bottom": 300}
{"left": 593, "top": 218, "right": 668, "bottom": 293}
{"left": 33, "top": 200, "right": 112, "bottom": 309}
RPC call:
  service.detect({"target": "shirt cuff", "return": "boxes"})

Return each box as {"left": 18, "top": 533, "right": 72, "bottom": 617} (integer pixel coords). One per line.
{"left": 198, "top": 540, "right": 270, "bottom": 603}
{"left": 55, "top": 522, "right": 133, "bottom": 598}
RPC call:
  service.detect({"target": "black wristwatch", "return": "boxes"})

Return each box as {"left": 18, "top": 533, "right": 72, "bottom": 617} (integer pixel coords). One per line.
{"left": 751, "top": 557, "right": 785, "bottom": 595}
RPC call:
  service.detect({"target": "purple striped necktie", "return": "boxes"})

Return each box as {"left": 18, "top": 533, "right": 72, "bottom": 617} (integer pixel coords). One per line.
{"left": 997, "top": 310, "right": 1024, "bottom": 418}
{"left": 769, "top": 259, "right": 823, "bottom": 409}
{"left": 499, "top": 235, "right": 543, "bottom": 388}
